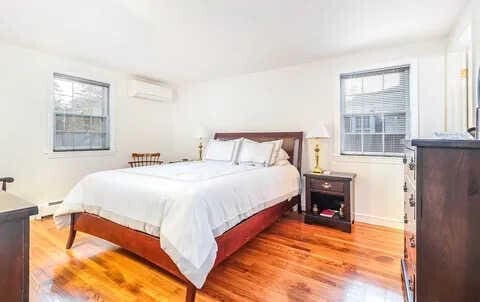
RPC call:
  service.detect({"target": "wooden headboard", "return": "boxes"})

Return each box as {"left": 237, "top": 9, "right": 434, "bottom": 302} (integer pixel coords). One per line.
{"left": 214, "top": 132, "right": 303, "bottom": 172}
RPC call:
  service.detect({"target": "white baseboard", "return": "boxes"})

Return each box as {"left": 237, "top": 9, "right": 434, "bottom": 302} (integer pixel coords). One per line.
{"left": 355, "top": 213, "right": 404, "bottom": 230}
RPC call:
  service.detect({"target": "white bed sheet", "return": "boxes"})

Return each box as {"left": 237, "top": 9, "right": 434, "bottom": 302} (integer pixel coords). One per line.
{"left": 54, "top": 160, "right": 300, "bottom": 288}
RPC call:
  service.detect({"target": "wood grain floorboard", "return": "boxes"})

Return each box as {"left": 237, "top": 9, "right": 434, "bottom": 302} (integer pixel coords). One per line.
{"left": 30, "top": 213, "right": 403, "bottom": 302}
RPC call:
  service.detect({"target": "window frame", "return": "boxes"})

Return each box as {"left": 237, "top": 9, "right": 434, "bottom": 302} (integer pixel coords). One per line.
{"left": 333, "top": 59, "right": 418, "bottom": 164}
{"left": 340, "top": 65, "right": 410, "bottom": 157}
{"left": 46, "top": 72, "right": 115, "bottom": 158}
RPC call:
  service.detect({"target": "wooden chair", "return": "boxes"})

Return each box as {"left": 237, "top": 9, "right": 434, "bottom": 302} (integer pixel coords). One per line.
{"left": 128, "top": 153, "right": 163, "bottom": 168}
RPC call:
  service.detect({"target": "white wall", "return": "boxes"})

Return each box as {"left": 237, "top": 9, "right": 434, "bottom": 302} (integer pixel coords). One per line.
{"left": 473, "top": 1, "right": 480, "bottom": 111}
{"left": 0, "top": 42, "right": 174, "bottom": 207}
{"left": 172, "top": 40, "right": 446, "bottom": 228}
{"left": 0, "top": 38, "right": 448, "bottom": 229}
{"left": 445, "top": 0, "right": 479, "bottom": 131}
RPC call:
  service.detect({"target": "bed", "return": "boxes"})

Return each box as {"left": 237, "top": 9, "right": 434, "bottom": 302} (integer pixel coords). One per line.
{"left": 54, "top": 132, "right": 303, "bottom": 302}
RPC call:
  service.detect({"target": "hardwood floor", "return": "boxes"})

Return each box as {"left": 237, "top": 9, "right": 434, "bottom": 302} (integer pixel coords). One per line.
{"left": 30, "top": 213, "right": 404, "bottom": 302}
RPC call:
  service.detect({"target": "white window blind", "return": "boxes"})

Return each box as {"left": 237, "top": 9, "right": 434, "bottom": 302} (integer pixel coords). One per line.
{"left": 53, "top": 73, "right": 110, "bottom": 152}
{"left": 340, "top": 65, "right": 410, "bottom": 156}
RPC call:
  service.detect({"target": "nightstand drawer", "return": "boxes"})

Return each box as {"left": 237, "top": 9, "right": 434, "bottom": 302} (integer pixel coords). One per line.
{"left": 310, "top": 178, "right": 344, "bottom": 194}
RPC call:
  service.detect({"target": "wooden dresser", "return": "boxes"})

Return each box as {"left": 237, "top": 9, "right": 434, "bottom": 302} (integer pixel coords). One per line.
{"left": 401, "top": 139, "right": 480, "bottom": 302}
{"left": 0, "top": 192, "right": 38, "bottom": 302}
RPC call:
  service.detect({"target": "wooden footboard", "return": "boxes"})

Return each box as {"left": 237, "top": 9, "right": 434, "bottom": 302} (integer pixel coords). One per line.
{"left": 66, "top": 195, "right": 299, "bottom": 302}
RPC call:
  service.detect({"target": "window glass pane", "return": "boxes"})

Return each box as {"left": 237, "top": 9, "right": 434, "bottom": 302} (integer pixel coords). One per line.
{"left": 384, "top": 113, "right": 406, "bottom": 134}
{"left": 344, "top": 116, "right": 352, "bottom": 133}
{"left": 344, "top": 96, "right": 363, "bottom": 114}
{"left": 384, "top": 73, "right": 401, "bottom": 89}
{"left": 65, "top": 115, "right": 90, "bottom": 132}
{"left": 362, "top": 75, "right": 383, "bottom": 93}
{"left": 384, "top": 134, "right": 404, "bottom": 153}
{"left": 55, "top": 133, "right": 73, "bottom": 150}
{"left": 353, "top": 116, "right": 362, "bottom": 133}
{"left": 73, "top": 82, "right": 105, "bottom": 100}
{"left": 54, "top": 95, "right": 73, "bottom": 113}
{"left": 54, "top": 79, "right": 73, "bottom": 96}
{"left": 73, "top": 133, "right": 90, "bottom": 149}
{"left": 340, "top": 66, "right": 409, "bottom": 156}
{"left": 53, "top": 74, "right": 109, "bottom": 151}
{"left": 91, "top": 117, "right": 106, "bottom": 132}
{"left": 343, "top": 78, "right": 362, "bottom": 95}
{"left": 363, "top": 134, "right": 383, "bottom": 153}
{"left": 343, "top": 134, "right": 362, "bottom": 152}
{"left": 55, "top": 114, "right": 66, "bottom": 131}
{"left": 91, "top": 133, "right": 107, "bottom": 149}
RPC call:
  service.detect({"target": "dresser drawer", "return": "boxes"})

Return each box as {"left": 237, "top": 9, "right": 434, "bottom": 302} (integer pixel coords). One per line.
{"left": 310, "top": 178, "right": 344, "bottom": 194}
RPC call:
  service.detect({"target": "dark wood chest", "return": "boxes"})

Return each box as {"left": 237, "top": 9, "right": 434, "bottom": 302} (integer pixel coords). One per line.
{"left": 401, "top": 139, "right": 480, "bottom": 302}
{"left": 0, "top": 192, "right": 38, "bottom": 302}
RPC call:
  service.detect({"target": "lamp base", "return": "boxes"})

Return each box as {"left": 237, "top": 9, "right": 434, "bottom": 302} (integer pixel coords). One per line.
{"left": 312, "top": 167, "right": 324, "bottom": 174}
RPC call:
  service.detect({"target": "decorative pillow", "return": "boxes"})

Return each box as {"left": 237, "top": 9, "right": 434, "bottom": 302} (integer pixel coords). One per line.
{"left": 204, "top": 139, "right": 238, "bottom": 162}
{"left": 276, "top": 148, "right": 290, "bottom": 162}
{"left": 274, "top": 159, "right": 291, "bottom": 167}
{"left": 237, "top": 140, "right": 275, "bottom": 166}
{"left": 242, "top": 139, "right": 283, "bottom": 166}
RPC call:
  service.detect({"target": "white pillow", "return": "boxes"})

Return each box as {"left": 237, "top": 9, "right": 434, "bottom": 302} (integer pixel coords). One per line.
{"left": 204, "top": 139, "right": 237, "bottom": 162}
{"left": 276, "top": 148, "right": 290, "bottom": 162}
{"left": 243, "top": 139, "right": 283, "bottom": 166}
{"left": 237, "top": 140, "right": 275, "bottom": 166}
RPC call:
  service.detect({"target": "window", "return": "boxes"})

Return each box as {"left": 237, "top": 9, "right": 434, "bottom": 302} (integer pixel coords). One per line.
{"left": 53, "top": 73, "right": 110, "bottom": 152}
{"left": 340, "top": 65, "right": 410, "bottom": 157}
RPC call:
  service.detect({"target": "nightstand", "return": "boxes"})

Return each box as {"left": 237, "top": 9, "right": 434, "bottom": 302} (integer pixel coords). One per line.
{"left": 304, "top": 172, "right": 356, "bottom": 232}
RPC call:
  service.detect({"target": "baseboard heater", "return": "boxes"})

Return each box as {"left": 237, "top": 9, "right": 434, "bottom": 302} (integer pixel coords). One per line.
{"left": 37, "top": 200, "right": 63, "bottom": 218}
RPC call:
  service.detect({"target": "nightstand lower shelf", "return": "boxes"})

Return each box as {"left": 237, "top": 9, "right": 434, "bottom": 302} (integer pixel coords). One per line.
{"left": 304, "top": 214, "right": 352, "bottom": 232}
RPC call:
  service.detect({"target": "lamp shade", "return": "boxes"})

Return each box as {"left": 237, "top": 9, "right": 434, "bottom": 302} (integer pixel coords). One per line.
{"left": 194, "top": 125, "right": 209, "bottom": 139}
{"left": 306, "top": 123, "right": 330, "bottom": 139}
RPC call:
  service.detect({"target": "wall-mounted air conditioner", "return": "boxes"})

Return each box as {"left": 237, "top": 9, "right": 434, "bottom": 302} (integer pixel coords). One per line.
{"left": 128, "top": 79, "right": 173, "bottom": 102}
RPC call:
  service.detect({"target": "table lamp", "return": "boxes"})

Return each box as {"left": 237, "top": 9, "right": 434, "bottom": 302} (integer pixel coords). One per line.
{"left": 306, "top": 124, "right": 330, "bottom": 173}
{"left": 194, "top": 125, "right": 209, "bottom": 160}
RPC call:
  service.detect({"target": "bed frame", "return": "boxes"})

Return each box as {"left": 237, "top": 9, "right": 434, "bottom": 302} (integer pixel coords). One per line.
{"left": 65, "top": 132, "right": 303, "bottom": 302}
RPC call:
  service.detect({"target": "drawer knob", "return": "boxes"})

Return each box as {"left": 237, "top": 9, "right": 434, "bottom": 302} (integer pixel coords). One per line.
{"left": 409, "top": 194, "right": 416, "bottom": 207}
{"left": 409, "top": 158, "right": 416, "bottom": 171}
{"left": 321, "top": 182, "right": 332, "bottom": 189}
{"left": 403, "top": 182, "right": 408, "bottom": 192}
{"left": 409, "top": 235, "right": 416, "bottom": 248}
{"left": 408, "top": 279, "right": 415, "bottom": 291}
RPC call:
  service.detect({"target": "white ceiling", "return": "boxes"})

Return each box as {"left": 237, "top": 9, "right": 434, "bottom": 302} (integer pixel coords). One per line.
{"left": 0, "top": 0, "right": 467, "bottom": 83}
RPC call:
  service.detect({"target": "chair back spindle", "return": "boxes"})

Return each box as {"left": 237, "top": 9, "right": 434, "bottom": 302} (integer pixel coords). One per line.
{"left": 129, "top": 153, "right": 163, "bottom": 168}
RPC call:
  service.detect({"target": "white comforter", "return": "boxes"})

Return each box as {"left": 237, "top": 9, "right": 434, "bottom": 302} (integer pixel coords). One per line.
{"left": 54, "top": 161, "right": 300, "bottom": 288}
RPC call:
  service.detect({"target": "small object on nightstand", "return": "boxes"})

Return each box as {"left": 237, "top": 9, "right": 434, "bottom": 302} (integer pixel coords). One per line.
{"left": 339, "top": 203, "right": 345, "bottom": 218}
{"left": 304, "top": 171, "right": 356, "bottom": 232}
{"left": 319, "top": 209, "right": 338, "bottom": 218}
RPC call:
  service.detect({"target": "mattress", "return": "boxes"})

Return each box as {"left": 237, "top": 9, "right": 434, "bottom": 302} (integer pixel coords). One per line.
{"left": 54, "top": 160, "right": 300, "bottom": 288}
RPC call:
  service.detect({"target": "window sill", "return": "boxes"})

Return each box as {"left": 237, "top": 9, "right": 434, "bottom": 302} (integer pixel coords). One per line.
{"left": 332, "top": 154, "right": 403, "bottom": 165}
{"left": 44, "top": 149, "right": 116, "bottom": 159}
